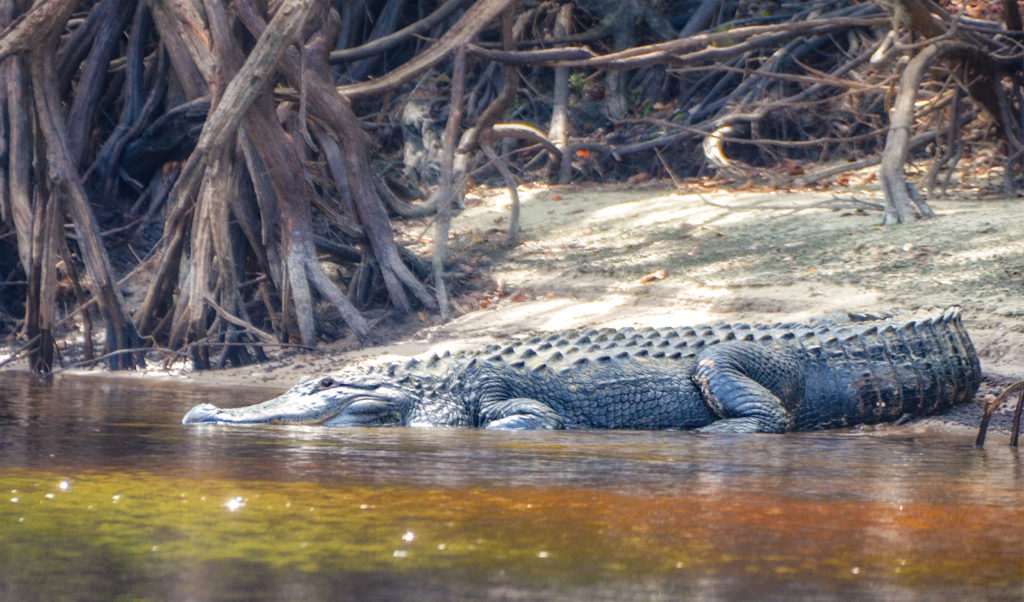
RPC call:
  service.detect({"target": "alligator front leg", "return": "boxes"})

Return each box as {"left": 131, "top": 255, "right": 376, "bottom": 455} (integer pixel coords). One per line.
{"left": 691, "top": 341, "right": 806, "bottom": 433}
{"left": 479, "top": 398, "right": 566, "bottom": 429}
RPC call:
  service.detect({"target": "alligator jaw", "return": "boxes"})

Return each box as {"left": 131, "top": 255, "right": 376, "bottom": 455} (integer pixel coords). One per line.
{"left": 181, "top": 380, "right": 409, "bottom": 426}
{"left": 180, "top": 392, "right": 347, "bottom": 425}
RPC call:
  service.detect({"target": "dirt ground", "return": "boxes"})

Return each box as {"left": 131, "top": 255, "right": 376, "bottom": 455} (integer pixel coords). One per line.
{"left": 9, "top": 181, "right": 1024, "bottom": 435}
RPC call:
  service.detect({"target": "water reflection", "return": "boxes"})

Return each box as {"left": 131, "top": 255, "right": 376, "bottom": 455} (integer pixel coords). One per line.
{"left": 1, "top": 371, "right": 1023, "bottom": 600}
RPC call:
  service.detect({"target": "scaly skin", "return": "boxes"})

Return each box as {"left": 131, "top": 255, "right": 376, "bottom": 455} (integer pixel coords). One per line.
{"left": 182, "top": 307, "right": 981, "bottom": 433}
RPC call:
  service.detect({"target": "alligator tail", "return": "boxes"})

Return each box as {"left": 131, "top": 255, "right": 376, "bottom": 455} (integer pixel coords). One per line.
{"left": 793, "top": 306, "right": 980, "bottom": 429}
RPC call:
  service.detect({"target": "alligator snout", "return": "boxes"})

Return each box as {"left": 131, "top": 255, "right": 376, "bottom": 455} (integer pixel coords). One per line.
{"left": 182, "top": 403, "right": 222, "bottom": 424}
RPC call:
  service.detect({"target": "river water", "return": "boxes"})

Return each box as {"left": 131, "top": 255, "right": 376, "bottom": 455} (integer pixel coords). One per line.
{"left": 1, "top": 370, "right": 1022, "bottom": 600}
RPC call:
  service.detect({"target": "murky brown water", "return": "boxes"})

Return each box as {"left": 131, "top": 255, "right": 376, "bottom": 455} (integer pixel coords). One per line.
{"left": 1, "top": 371, "right": 1023, "bottom": 600}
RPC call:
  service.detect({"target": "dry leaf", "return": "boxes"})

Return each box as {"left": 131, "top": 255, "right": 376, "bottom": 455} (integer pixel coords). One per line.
{"left": 638, "top": 269, "right": 668, "bottom": 284}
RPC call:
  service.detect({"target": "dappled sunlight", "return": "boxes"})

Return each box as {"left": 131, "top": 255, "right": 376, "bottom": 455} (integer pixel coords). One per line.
{"left": 444, "top": 295, "right": 726, "bottom": 333}
{"left": 580, "top": 191, "right": 800, "bottom": 231}
{"left": 939, "top": 242, "right": 1024, "bottom": 264}
{"left": 443, "top": 188, "right": 1024, "bottom": 327}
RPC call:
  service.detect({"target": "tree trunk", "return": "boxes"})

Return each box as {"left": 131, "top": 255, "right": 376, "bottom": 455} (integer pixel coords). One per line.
{"left": 878, "top": 39, "right": 1006, "bottom": 224}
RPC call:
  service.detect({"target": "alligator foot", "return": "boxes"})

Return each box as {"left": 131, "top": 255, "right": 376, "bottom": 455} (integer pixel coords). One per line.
{"left": 479, "top": 398, "right": 565, "bottom": 429}
{"left": 691, "top": 342, "right": 803, "bottom": 433}
{"left": 975, "top": 380, "right": 1024, "bottom": 447}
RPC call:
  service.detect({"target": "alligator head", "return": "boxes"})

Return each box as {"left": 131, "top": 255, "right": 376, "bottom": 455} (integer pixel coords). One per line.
{"left": 182, "top": 373, "right": 417, "bottom": 426}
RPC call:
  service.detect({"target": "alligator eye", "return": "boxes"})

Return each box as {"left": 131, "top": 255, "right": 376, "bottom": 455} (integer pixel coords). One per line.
{"left": 318, "top": 377, "right": 335, "bottom": 389}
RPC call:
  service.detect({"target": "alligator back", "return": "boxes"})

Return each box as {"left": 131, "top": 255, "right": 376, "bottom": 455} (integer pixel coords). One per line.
{"left": 472, "top": 307, "right": 980, "bottom": 429}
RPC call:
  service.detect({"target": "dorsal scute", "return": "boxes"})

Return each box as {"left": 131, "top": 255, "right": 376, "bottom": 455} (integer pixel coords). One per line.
{"left": 379, "top": 309, "right": 969, "bottom": 390}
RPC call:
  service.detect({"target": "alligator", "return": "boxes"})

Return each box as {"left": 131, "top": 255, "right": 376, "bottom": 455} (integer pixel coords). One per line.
{"left": 182, "top": 307, "right": 981, "bottom": 433}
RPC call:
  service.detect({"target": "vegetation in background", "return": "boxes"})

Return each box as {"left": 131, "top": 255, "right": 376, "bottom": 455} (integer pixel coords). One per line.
{"left": 0, "top": 0, "right": 1021, "bottom": 371}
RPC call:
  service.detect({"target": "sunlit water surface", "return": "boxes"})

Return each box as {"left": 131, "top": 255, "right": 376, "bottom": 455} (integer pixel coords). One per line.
{"left": 1, "top": 371, "right": 1023, "bottom": 600}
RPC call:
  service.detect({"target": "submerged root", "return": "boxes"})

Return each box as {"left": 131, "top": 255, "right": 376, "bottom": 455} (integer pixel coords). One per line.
{"left": 975, "top": 380, "right": 1024, "bottom": 448}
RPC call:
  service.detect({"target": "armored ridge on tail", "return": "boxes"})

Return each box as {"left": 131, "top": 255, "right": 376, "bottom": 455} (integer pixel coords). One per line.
{"left": 182, "top": 307, "right": 981, "bottom": 433}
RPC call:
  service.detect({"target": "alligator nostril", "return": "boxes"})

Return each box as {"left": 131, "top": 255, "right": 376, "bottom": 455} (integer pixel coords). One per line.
{"left": 182, "top": 403, "right": 221, "bottom": 424}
